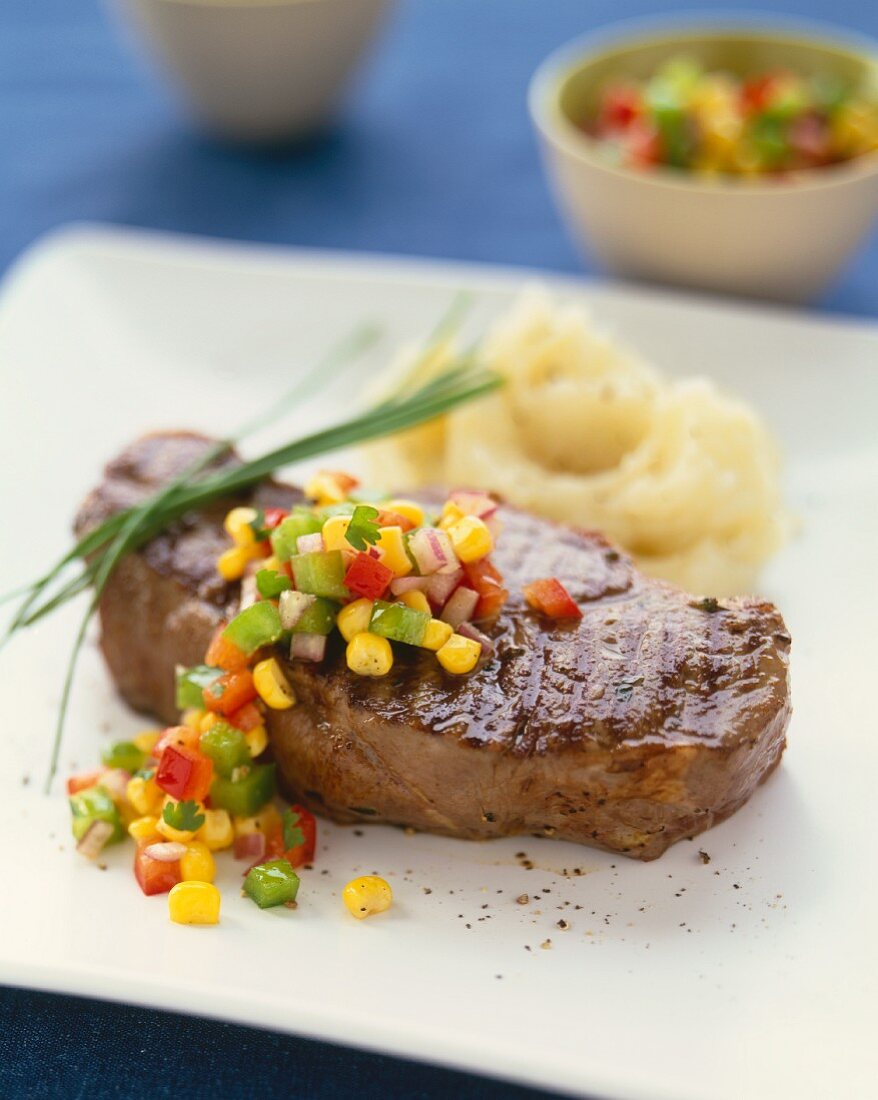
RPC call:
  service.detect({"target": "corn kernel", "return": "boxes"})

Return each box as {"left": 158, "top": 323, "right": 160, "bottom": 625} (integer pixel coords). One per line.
{"left": 322, "top": 515, "right": 352, "bottom": 552}
{"left": 253, "top": 657, "right": 296, "bottom": 710}
{"left": 422, "top": 618, "right": 454, "bottom": 652}
{"left": 346, "top": 632, "right": 394, "bottom": 677}
{"left": 180, "top": 841, "right": 216, "bottom": 884}
{"left": 132, "top": 730, "right": 162, "bottom": 755}
{"left": 126, "top": 774, "right": 163, "bottom": 816}
{"left": 446, "top": 515, "right": 493, "bottom": 563}
{"left": 337, "top": 598, "right": 374, "bottom": 642}
{"left": 438, "top": 501, "right": 465, "bottom": 530}
{"left": 263, "top": 555, "right": 281, "bottom": 574}
{"left": 387, "top": 499, "right": 425, "bottom": 527}
{"left": 400, "top": 589, "right": 431, "bottom": 616}
{"left": 128, "top": 815, "right": 160, "bottom": 843}
{"left": 375, "top": 526, "right": 412, "bottom": 577}
{"left": 244, "top": 724, "right": 268, "bottom": 759}
{"left": 217, "top": 545, "right": 252, "bottom": 581}
{"left": 305, "top": 471, "right": 347, "bottom": 506}
{"left": 182, "top": 708, "right": 205, "bottom": 731}
{"left": 198, "top": 808, "right": 234, "bottom": 851}
{"left": 436, "top": 633, "right": 481, "bottom": 674}
{"left": 168, "top": 881, "right": 221, "bottom": 926}
{"left": 224, "top": 506, "right": 259, "bottom": 547}
{"left": 199, "top": 711, "right": 220, "bottom": 733}
{"left": 118, "top": 802, "right": 139, "bottom": 829}
{"left": 342, "top": 875, "right": 393, "bottom": 920}
{"left": 233, "top": 804, "right": 281, "bottom": 838}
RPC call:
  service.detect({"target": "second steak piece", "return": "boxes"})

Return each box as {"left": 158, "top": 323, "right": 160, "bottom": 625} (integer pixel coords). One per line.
{"left": 79, "top": 432, "right": 792, "bottom": 860}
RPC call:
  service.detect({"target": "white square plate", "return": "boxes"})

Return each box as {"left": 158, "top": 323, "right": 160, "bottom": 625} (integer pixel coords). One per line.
{"left": 1, "top": 226, "right": 876, "bottom": 1100}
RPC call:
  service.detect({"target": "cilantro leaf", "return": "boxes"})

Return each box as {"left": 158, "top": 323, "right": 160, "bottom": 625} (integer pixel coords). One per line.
{"left": 162, "top": 800, "right": 206, "bottom": 833}
{"left": 256, "top": 568, "right": 292, "bottom": 599}
{"left": 282, "top": 808, "right": 305, "bottom": 850}
{"left": 248, "top": 508, "right": 270, "bottom": 542}
{"left": 345, "top": 505, "right": 381, "bottom": 552}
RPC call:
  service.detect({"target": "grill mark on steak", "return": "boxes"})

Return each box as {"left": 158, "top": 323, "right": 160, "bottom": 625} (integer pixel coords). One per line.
{"left": 76, "top": 431, "right": 792, "bottom": 860}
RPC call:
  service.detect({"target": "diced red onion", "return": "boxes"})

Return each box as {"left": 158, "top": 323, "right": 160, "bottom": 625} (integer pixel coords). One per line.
{"left": 458, "top": 621, "right": 495, "bottom": 659}
{"left": 390, "top": 575, "right": 430, "bottom": 596}
{"left": 144, "top": 841, "right": 187, "bottom": 863}
{"left": 98, "top": 768, "right": 130, "bottom": 801}
{"left": 290, "top": 632, "right": 327, "bottom": 662}
{"left": 449, "top": 490, "right": 498, "bottom": 519}
{"left": 234, "top": 832, "right": 266, "bottom": 863}
{"left": 408, "top": 527, "right": 456, "bottom": 575}
{"left": 440, "top": 586, "right": 479, "bottom": 629}
{"left": 425, "top": 568, "right": 463, "bottom": 610}
{"left": 279, "top": 590, "right": 317, "bottom": 630}
{"left": 76, "top": 820, "right": 114, "bottom": 860}
{"left": 297, "top": 532, "right": 324, "bottom": 554}
{"left": 484, "top": 516, "right": 503, "bottom": 540}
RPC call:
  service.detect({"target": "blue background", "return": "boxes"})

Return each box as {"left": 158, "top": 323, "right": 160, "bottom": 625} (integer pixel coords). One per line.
{"left": 1, "top": 2, "right": 876, "bottom": 1098}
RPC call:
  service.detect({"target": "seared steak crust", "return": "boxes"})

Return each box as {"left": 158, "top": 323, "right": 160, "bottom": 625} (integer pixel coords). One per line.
{"left": 77, "top": 433, "right": 791, "bottom": 860}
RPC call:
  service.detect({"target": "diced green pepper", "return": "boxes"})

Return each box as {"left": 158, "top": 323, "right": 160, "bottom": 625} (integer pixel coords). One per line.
{"left": 292, "top": 551, "right": 349, "bottom": 601}
{"left": 256, "top": 568, "right": 292, "bottom": 599}
{"left": 243, "top": 859, "right": 301, "bottom": 909}
{"left": 314, "top": 502, "right": 357, "bottom": 522}
{"left": 348, "top": 487, "right": 390, "bottom": 503}
{"left": 646, "top": 80, "right": 693, "bottom": 168}
{"left": 175, "top": 664, "right": 223, "bottom": 710}
{"left": 100, "top": 740, "right": 146, "bottom": 774}
{"left": 199, "top": 722, "right": 251, "bottom": 777}
{"left": 270, "top": 510, "right": 323, "bottom": 562}
{"left": 750, "top": 113, "right": 788, "bottom": 169}
{"left": 223, "top": 601, "right": 283, "bottom": 655}
{"left": 290, "top": 597, "right": 340, "bottom": 636}
{"left": 209, "top": 764, "right": 276, "bottom": 817}
{"left": 369, "top": 600, "right": 430, "bottom": 646}
{"left": 69, "top": 787, "right": 125, "bottom": 844}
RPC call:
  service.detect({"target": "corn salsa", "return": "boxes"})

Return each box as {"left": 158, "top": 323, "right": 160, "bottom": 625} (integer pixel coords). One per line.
{"left": 582, "top": 55, "right": 878, "bottom": 176}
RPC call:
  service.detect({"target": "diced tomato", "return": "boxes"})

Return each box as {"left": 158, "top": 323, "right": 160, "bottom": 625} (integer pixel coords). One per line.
{"left": 267, "top": 804, "right": 317, "bottom": 868}
{"left": 153, "top": 725, "right": 201, "bottom": 759}
{"left": 285, "top": 805, "right": 317, "bottom": 868}
{"left": 134, "top": 847, "right": 181, "bottom": 896}
{"left": 156, "top": 744, "right": 214, "bottom": 802}
{"left": 205, "top": 625, "right": 250, "bottom": 672}
{"left": 331, "top": 472, "right": 360, "bottom": 495}
{"left": 522, "top": 578, "right": 582, "bottom": 620}
{"left": 462, "top": 559, "right": 509, "bottom": 621}
{"left": 66, "top": 769, "right": 105, "bottom": 796}
{"left": 225, "top": 700, "right": 264, "bottom": 733}
{"left": 625, "top": 120, "right": 662, "bottom": 168}
{"left": 203, "top": 669, "right": 257, "bottom": 716}
{"left": 599, "top": 83, "right": 642, "bottom": 130}
{"left": 741, "top": 74, "right": 778, "bottom": 114}
{"left": 376, "top": 508, "right": 416, "bottom": 533}
{"left": 344, "top": 552, "right": 394, "bottom": 601}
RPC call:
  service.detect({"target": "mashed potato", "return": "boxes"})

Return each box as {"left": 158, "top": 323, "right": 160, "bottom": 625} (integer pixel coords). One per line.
{"left": 364, "top": 290, "right": 787, "bottom": 595}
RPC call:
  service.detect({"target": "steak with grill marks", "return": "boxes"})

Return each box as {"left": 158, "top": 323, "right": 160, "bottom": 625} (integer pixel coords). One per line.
{"left": 75, "top": 431, "right": 792, "bottom": 860}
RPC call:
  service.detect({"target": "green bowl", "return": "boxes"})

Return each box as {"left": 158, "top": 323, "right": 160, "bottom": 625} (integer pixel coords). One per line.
{"left": 530, "top": 25, "right": 878, "bottom": 301}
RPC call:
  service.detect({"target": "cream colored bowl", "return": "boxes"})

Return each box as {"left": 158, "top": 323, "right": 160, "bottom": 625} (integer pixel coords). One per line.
{"left": 114, "top": 0, "right": 392, "bottom": 143}
{"left": 530, "top": 27, "right": 878, "bottom": 303}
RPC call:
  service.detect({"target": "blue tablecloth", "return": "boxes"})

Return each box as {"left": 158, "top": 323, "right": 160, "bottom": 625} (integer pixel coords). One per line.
{"left": 1, "top": 2, "right": 876, "bottom": 1098}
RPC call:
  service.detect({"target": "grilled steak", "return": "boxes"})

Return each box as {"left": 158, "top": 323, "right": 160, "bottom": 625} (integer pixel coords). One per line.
{"left": 76, "top": 432, "right": 791, "bottom": 860}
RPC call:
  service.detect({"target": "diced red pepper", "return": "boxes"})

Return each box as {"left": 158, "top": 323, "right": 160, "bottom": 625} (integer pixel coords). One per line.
{"left": 66, "top": 769, "right": 105, "bottom": 796}
{"left": 134, "top": 847, "right": 181, "bottom": 896}
{"left": 344, "top": 552, "right": 394, "bottom": 601}
{"left": 152, "top": 725, "right": 201, "bottom": 759}
{"left": 462, "top": 558, "right": 509, "bottom": 621}
{"left": 226, "top": 700, "right": 264, "bottom": 733}
{"left": 376, "top": 508, "right": 416, "bottom": 533}
{"left": 599, "top": 83, "right": 642, "bottom": 130}
{"left": 522, "top": 578, "right": 582, "bottom": 620}
{"left": 257, "top": 506, "right": 289, "bottom": 554}
{"left": 205, "top": 625, "right": 250, "bottom": 672}
{"left": 156, "top": 744, "right": 214, "bottom": 802}
{"left": 203, "top": 669, "right": 257, "bottom": 716}
{"left": 741, "top": 74, "right": 780, "bottom": 114}
{"left": 625, "top": 120, "right": 662, "bottom": 169}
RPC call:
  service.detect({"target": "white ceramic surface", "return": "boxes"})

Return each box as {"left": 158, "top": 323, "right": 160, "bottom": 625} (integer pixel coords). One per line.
{"left": 113, "top": 0, "right": 392, "bottom": 143}
{"left": 0, "top": 226, "right": 876, "bottom": 1100}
